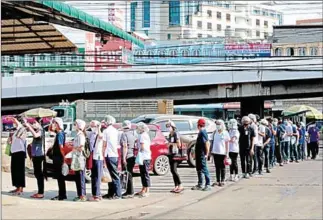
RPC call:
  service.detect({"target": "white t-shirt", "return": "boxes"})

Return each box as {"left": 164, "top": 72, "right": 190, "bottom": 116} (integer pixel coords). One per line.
{"left": 73, "top": 131, "right": 86, "bottom": 148}
{"left": 211, "top": 131, "right": 230, "bottom": 155}
{"left": 93, "top": 134, "right": 104, "bottom": 160}
{"left": 251, "top": 123, "right": 259, "bottom": 146}
{"left": 138, "top": 132, "right": 151, "bottom": 160}
{"left": 284, "top": 125, "right": 293, "bottom": 142}
{"left": 103, "top": 125, "right": 119, "bottom": 158}
{"left": 257, "top": 125, "right": 266, "bottom": 146}
{"left": 229, "top": 129, "right": 240, "bottom": 153}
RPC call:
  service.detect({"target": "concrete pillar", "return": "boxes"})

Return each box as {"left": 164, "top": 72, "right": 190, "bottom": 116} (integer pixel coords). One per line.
{"left": 240, "top": 98, "right": 264, "bottom": 119}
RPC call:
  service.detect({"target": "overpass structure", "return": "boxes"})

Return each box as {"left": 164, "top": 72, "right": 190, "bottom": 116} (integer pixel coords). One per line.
{"left": 2, "top": 58, "right": 323, "bottom": 117}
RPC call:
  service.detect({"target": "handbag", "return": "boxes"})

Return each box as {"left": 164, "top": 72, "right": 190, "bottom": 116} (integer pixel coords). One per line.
{"left": 101, "top": 167, "right": 112, "bottom": 183}
{"left": 71, "top": 151, "right": 86, "bottom": 171}
{"left": 46, "top": 147, "right": 54, "bottom": 160}
{"left": 135, "top": 152, "right": 144, "bottom": 165}
{"left": 61, "top": 163, "right": 69, "bottom": 176}
{"left": 5, "top": 144, "right": 11, "bottom": 156}
{"left": 173, "top": 147, "right": 188, "bottom": 161}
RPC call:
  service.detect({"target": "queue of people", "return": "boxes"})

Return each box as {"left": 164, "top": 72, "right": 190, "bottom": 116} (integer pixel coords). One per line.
{"left": 5, "top": 114, "right": 321, "bottom": 201}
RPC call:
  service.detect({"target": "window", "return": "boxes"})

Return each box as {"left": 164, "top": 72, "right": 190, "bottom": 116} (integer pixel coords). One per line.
{"left": 9, "top": 56, "right": 14, "bottom": 62}
{"left": 197, "top": 21, "right": 202, "bottom": 29}
{"left": 39, "top": 55, "right": 45, "bottom": 61}
{"left": 217, "top": 12, "right": 221, "bottom": 19}
{"left": 170, "top": 50, "right": 177, "bottom": 57}
{"left": 207, "top": 10, "right": 212, "bottom": 17}
{"left": 256, "top": 31, "right": 260, "bottom": 37}
{"left": 198, "top": 33, "right": 203, "bottom": 38}
{"left": 60, "top": 56, "right": 67, "bottom": 65}
{"left": 50, "top": 55, "right": 56, "bottom": 61}
{"left": 181, "top": 50, "right": 189, "bottom": 57}
{"left": 274, "top": 48, "right": 282, "bottom": 56}
{"left": 217, "top": 24, "right": 221, "bottom": 31}
{"left": 298, "top": 47, "right": 306, "bottom": 56}
{"left": 207, "top": 34, "right": 212, "bottom": 38}
{"left": 256, "top": 19, "right": 260, "bottom": 26}
{"left": 207, "top": 22, "right": 212, "bottom": 30}
{"left": 167, "top": 33, "right": 172, "bottom": 40}
{"left": 226, "top": 14, "right": 231, "bottom": 22}
{"left": 264, "top": 20, "right": 268, "bottom": 28}
{"left": 286, "top": 48, "right": 295, "bottom": 56}
{"left": 142, "top": 1, "right": 150, "bottom": 28}
{"left": 264, "top": 32, "right": 268, "bottom": 39}
{"left": 173, "top": 120, "right": 191, "bottom": 132}
{"left": 310, "top": 47, "right": 318, "bottom": 56}
{"left": 169, "top": 1, "right": 181, "bottom": 26}
{"left": 130, "top": 2, "right": 137, "bottom": 31}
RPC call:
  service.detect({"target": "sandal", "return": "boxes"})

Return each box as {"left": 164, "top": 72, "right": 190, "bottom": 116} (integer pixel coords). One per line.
{"left": 30, "top": 194, "right": 44, "bottom": 199}
{"left": 13, "top": 191, "right": 23, "bottom": 196}
{"left": 174, "top": 188, "right": 184, "bottom": 193}
{"left": 9, "top": 189, "right": 17, "bottom": 194}
{"left": 134, "top": 192, "right": 143, "bottom": 196}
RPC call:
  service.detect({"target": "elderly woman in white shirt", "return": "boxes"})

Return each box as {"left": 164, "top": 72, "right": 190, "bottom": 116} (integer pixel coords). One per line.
{"left": 211, "top": 120, "right": 230, "bottom": 187}
{"left": 8, "top": 117, "right": 27, "bottom": 196}
{"left": 73, "top": 119, "right": 87, "bottom": 202}
{"left": 228, "top": 119, "right": 240, "bottom": 182}
{"left": 136, "top": 122, "right": 152, "bottom": 197}
{"left": 89, "top": 120, "right": 104, "bottom": 201}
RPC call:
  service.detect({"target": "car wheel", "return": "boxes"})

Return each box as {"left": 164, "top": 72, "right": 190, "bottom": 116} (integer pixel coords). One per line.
{"left": 85, "top": 169, "right": 91, "bottom": 183}
{"left": 187, "top": 143, "right": 196, "bottom": 168}
{"left": 153, "top": 155, "right": 170, "bottom": 176}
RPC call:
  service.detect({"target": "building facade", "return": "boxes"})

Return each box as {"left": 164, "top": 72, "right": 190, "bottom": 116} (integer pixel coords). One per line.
{"left": 130, "top": 1, "right": 283, "bottom": 41}
{"left": 271, "top": 25, "right": 323, "bottom": 57}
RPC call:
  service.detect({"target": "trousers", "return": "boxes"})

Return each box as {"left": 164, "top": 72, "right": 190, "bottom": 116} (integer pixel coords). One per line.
{"left": 106, "top": 157, "right": 122, "bottom": 198}
{"left": 75, "top": 169, "right": 86, "bottom": 197}
{"left": 229, "top": 152, "right": 239, "bottom": 175}
{"left": 122, "top": 157, "right": 135, "bottom": 195}
{"left": 169, "top": 156, "right": 182, "bottom": 186}
{"left": 213, "top": 154, "right": 226, "bottom": 183}
{"left": 196, "top": 156, "right": 210, "bottom": 186}
{"left": 264, "top": 145, "right": 270, "bottom": 169}
{"left": 239, "top": 148, "right": 252, "bottom": 174}
{"left": 53, "top": 156, "right": 66, "bottom": 198}
{"left": 281, "top": 141, "right": 290, "bottom": 161}
{"left": 32, "top": 156, "right": 44, "bottom": 194}
{"left": 139, "top": 160, "right": 151, "bottom": 187}
{"left": 91, "top": 159, "right": 103, "bottom": 197}
{"left": 11, "top": 151, "right": 26, "bottom": 188}
{"left": 255, "top": 146, "right": 264, "bottom": 173}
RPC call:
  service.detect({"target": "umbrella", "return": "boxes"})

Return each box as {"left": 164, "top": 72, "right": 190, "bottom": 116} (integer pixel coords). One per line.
{"left": 283, "top": 105, "right": 323, "bottom": 119}
{"left": 21, "top": 108, "right": 57, "bottom": 118}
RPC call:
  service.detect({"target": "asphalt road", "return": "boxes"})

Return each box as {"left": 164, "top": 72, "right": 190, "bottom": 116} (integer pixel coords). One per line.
{"left": 2, "top": 147, "right": 322, "bottom": 219}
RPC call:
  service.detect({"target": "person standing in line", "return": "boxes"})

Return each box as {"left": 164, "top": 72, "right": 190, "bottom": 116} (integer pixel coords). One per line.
{"left": 89, "top": 120, "right": 104, "bottom": 202}
{"left": 120, "top": 120, "right": 137, "bottom": 198}
{"left": 102, "top": 115, "right": 121, "bottom": 200}
{"left": 297, "top": 122, "right": 306, "bottom": 161}
{"left": 278, "top": 119, "right": 291, "bottom": 164}
{"left": 228, "top": 119, "right": 240, "bottom": 182}
{"left": 254, "top": 118, "right": 266, "bottom": 175}
{"left": 275, "top": 119, "right": 284, "bottom": 167}
{"left": 307, "top": 123, "right": 320, "bottom": 160}
{"left": 135, "top": 122, "right": 152, "bottom": 197}
{"left": 25, "top": 118, "right": 46, "bottom": 199}
{"left": 284, "top": 120, "right": 293, "bottom": 164}
{"left": 267, "top": 118, "right": 277, "bottom": 168}
{"left": 191, "top": 118, "right": 211, "bottom": 191}
{"left": 165, "top": 121, "right": 184, "bottom": 193}
{"left": 289, "top": 120, "right": 299, "bottom": 163}
{"left": 211, "top": 120, "right": 230, "bottom": 187}
{"left": 261, "top": 119, "right": 272, "bottom": 173}
{"left": 248, "top": 114, "right": 261, "bottom": 175}
{"left": 238, "top": 116, "right": 255, "bottom": 179}
{"left": 50, "top": 117, "right": 67, "bottom": 201}
{"left": 73, "top": 119, "right": 87, "bottom": 202}
{"left": 8, "top": 117, "right": 27, "bottom": 196}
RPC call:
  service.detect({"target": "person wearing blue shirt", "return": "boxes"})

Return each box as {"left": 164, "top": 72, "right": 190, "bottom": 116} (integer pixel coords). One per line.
{"left": 191, "top": 118, "right": 211, "bottom": 191}
{"left": 267, "top": 118, "right": 277, "bottom": 168}
{"left": 297, "top": 122, "right": 306, "bottom": 161}
{"left": 289, "top": 121, "right": 299, "bottom": 163}
{"left": 50, "top": 118, "right": 67, "bottom": 201}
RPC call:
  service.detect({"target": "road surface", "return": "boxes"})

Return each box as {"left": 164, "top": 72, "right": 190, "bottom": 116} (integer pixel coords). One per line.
{"left": 2, "top": 151, "right": 322, "bottom": 219}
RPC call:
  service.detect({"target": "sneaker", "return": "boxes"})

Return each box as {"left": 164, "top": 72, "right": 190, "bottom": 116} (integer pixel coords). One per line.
{"left": 191, "top": 185, "right": 203, "bottom": 191}
{"left": 229, "top": 175, "right": 234, "bottom": 181}
{"left": 258, "top": 171, "right": 263, "bottom": 175}
{"left": 296, "top": 160, "right": 300, "bottom": 163}
{"left": 234, "top": 175, "right": 239, "bottom": 182}
{"left": 249, "top": 173, "right": 253, "bottom": 178}
{"left": 89, "top": 196, "right": 100, "bottom": 202}
{"left": 220, "top": 182, "right": 225, "bottom": 187}
{"left": 202, "top": 185, "right": 212, "bottom": 191}
{"left": 139, "top": 193, "right": 149, "bottom": 198}
{"left": 279, "top": 163, "right": 284, "bottom": 167}
{"left": 211, "top": 182, "right": 218, "bottom": 187}
{"left": 73, "top": 196, "right": 87, "bottom": 202}
{"left": 51, "top": 196, "right": 67, "bottom": 201}
{"left": 266, "top": 169, "right": 271, "bottom": 173}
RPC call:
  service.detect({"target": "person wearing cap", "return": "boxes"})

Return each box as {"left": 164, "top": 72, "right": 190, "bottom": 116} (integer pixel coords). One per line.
{"left": 89, "top": 120, "right": 104, "bottom": 201}
{"left": 102, "top": 115, "right": 121, "bottom": 199}
{"left": 120, "top": 120, "right": 136, "bottom": 198}
{"left": 238, "top": 116, "right": 255, "bottom": 179}
{"left": 136, "top": 122, "right": 152, "bottom": 197}
{"left": 191, "top": 118, "right": 211, "bottom": 191}
{"left": 8, "top": 117, "right": 27, "bottom": 196}
{"left": 24, "top": 118, "right": 46, "bottom": 199}
{"left": 50, "top": 117, "right": 67, "bottom": 201}
{"left": 211, "top": 120, "right": 230, "bottom": 186}
{"left": 166, "top": 120, "right": 184, "bottom": 193}
{"left": 228, "top": 119, "right": 240, "bottom": 182}
{"left": 72, "top": 119, "right": 87, "bottom": 202}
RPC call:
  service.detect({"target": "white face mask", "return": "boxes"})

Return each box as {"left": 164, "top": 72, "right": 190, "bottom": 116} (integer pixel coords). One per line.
{"left": 167, "top": 127, "right": 173, "bottom": 132}
{"left": 91, "top": 127, "right": 98, "bottom": 133}
{"left": 216, "top": 125, "right": 221, "bottom": 130}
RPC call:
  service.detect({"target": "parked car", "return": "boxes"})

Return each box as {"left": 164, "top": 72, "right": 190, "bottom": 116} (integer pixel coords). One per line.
{"left": 131, "top": 114, "right": 216, "bottom": 167}
{"left": 45, "top": 123, "right": 173, "bottom": 182}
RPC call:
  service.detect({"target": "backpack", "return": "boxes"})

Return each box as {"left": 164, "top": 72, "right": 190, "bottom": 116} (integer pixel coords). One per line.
{"left": 83, "top": 136, "right": 91, "bottom": 159}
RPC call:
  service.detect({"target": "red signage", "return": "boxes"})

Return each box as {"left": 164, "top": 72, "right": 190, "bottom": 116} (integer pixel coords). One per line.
{"left": 225, "top": 43, "right": 271, "bottom": 50}
{"left": 223, "top": 102, "right": 273, "bottom": 109}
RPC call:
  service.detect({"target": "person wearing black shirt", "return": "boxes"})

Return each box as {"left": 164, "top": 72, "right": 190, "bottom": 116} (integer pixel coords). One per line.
{"left": 238, "top": 116, "right": 255, "bottom": 179}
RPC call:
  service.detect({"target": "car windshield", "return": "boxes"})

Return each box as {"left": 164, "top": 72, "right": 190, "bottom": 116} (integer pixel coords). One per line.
{"left": 119, "top": 128, "right": 156, "bottom": 141}
{"left": 131, "top": 117, "right": 155, "bottom": 124}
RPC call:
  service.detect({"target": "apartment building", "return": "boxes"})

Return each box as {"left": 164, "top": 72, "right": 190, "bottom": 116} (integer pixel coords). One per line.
{"left": 271, "top": 25, "right": 323, "bottom": 57}
{"left": 130, "top": 1, "right": 283, "bottom": 41}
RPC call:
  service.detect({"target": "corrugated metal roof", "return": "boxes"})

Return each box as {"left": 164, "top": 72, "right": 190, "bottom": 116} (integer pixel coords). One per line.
{"left": 273, "top": 25, "right": 323, "bottom": 44}
{"left": 1, "top": 18, "right": 77, "bottom": 55}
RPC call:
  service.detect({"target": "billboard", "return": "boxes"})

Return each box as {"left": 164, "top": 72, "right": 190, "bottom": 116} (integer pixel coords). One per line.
{"left": 225, "top": 43, "right": 271, "bottom": 57}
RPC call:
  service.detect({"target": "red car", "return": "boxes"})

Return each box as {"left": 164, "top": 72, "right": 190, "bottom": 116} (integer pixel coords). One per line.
{"left": 45, "top": 123, "right": 176, "bottom": 181}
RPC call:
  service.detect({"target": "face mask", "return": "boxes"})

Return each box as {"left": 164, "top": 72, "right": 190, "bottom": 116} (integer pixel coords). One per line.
{"left": 167, "top": 127, "right": 173, "bottom": 132}
{"left": 91, "top": 127, "right": 98, "bottom": 133}
{"left": 284, "top": 121, "right": 288, "bottom": 125}
{"left": 216, "top": 125, "right": 221, "bottom": 130}
{"left": 273, "top": 122, "right": 278, "bottom": 126}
